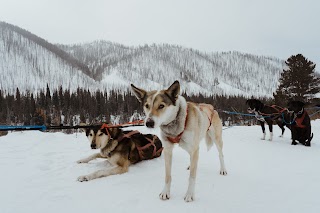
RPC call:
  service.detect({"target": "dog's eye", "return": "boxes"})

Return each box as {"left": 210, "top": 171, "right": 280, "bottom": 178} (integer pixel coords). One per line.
{"left": 98, "top": 133, "right": 103, "bottom": 136}
{"left": 145, "top": 104, "right": 149, "bottom": 109}
{"left": 158, "top": 104, "right": 165, "bottom": 109}
{"left": 89, "top": 133, "right": 93, "bottom": 137}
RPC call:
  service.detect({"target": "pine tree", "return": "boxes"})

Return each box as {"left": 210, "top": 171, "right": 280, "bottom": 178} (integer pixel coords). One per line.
{"left": 14, "top": 87, "right": 21, "bottom": 123}
{"left": 45, "top": 84, "right": 51, "bottom": 110}
{"left": 274, "top": 54, "right": 320, "bottom": 105}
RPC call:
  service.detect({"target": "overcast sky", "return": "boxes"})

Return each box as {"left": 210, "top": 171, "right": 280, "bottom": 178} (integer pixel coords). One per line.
{"left": 0, "top": 0, "right": 319, "bottom": 66}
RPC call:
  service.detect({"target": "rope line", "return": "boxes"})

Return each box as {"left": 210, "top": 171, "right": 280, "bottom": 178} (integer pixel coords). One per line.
{"left": 0, "top": 120, "right": 144, "bottom": 132}
{"left": 1, "top": 107, "right": 319, "bottom": 132}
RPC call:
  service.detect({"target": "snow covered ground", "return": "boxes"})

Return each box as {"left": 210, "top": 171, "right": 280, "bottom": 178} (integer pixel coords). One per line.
{"left": 1, "top": 120, "right": 320, "bottom": 213}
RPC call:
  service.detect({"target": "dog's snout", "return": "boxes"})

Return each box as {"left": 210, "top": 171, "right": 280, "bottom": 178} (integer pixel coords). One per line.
{"left": 146, "top": 119, "right": 155, "bottom": 128}
{"left": 91, "top": 143, "right": 96, "bottom": 149}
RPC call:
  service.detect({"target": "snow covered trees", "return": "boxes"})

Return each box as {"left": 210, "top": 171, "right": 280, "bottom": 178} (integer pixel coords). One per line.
{"left": 273, "top": 54, "right": 320, "bottom": 105}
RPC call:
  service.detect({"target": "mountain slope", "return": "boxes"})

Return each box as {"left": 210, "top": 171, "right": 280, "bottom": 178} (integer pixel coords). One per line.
{"left": 0, "top": 22, "right": 98, "bottom": 94}
{"left": 61, "top": 41, "right": 286, "bottom": 97}
{"left": 0, "top": 21, "right": 286, "bottom": 97}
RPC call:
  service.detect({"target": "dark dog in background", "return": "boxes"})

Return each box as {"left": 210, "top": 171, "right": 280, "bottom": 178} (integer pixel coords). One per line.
{"left": 246, "top": 99, "right": 290, "bottom": 141}
{"left": 287, "top": 101, "right": 313, "bottom": 146}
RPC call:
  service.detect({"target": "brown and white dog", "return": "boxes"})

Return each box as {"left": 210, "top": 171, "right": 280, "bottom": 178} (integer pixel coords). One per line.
{"left": 77, "top": 125, "right": 163, "bottom": 182}
{"left": 131, "top": 80, "right": 227, "bottom": 202}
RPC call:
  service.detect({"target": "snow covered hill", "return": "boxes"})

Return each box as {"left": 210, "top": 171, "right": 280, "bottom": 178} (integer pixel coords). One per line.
{"left": 0, "top": 22, "right": 286, "bottom": 97}
{"left": 61, "top": 41, "right": 286, "bottom": 97}
{"left": 0, "top": 22, "right": 100, "bottom": 94}
{"left": 0, "top": 120, "right": 319, "bottom": 213}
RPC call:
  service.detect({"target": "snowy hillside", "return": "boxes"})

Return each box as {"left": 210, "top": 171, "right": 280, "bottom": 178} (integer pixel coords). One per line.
{"left": 0, "top": 21, "right": 286, "bottom": 97}
{"left": 0, "top": 120, "right": 319, "bottom": 213}
{"left": 0, "top": 22, "right": 99, "bottom": 94}
{"left": 62, "top": 41, "right": 286, "bottom": 97}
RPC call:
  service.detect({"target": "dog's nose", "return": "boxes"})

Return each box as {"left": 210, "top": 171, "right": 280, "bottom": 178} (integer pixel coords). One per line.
{"left": 146, "top": 119, "right": 155, "bottom": 128}
{"left": 91, "top": 143, "right": 96, "bottom": 149}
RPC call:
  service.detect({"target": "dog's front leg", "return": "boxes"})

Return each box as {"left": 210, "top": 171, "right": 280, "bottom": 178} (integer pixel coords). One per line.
{"left": 184, "top": 148, "right": 199, "bottom": 202}
{"left": 259, "top": 121, "right": 266, "bottom": 140}
{"left": 267, "top": 121, "right": 273, "bottom": 141}
{"left": 291, "top": 127, "right": 298, "bottom": 145}
{"left": 77, "top": 153, "right": 102, "bottom": 163}
{"left": 159, "top": 143, "right": 174, "bottom": 200}
{"left": 77, "top": 165, "right": 129, "bottom": 182}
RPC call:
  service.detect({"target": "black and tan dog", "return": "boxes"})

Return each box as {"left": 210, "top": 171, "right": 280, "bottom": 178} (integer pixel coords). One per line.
{"left": 287, "top": 101, "right": 313, "bottom": 146}
{"left": 77, "top": 124, "right": 163, "bottom": 182}
{"left": 246, "top": 99, "right": 290, "bottom": 141}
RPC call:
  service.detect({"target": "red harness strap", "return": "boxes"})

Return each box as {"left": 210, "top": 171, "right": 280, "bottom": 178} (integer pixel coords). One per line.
{"left": 100, "top": 124, "right": 161, "bottom": 160}
{"left": 270, "top": 105, "right": 287, "bottom": 114}
{"left": 167, "top": 130, "right": 184, "bottom": 143}
{"left": 100, "top": 123, "right": 112, "bottom": 138}
{"left": 199, "top": 104, "right": 213, "bottom": 131}
{"left": 167, "top": 108, "right": 188, "bottom": 144}
{"left": 100, "top": 123, "right": 140, "bottom": 140}
{"left": 294, "top": 111, "right": 307, "bottom": 128}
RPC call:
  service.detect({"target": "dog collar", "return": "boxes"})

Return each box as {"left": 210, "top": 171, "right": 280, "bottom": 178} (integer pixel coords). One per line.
{"left": 167, "top": 108, "right": 188, "bottom": 143}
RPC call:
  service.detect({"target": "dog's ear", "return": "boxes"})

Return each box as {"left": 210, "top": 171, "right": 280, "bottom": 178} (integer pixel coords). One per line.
{"left": 165, "top": 80, "right": 180, "bottom": 103}
{"left": 131, "top": 84, "right": 147, "bottom": 103}
{"left": 297, "top": 101, "right": 305, "bottom": 108}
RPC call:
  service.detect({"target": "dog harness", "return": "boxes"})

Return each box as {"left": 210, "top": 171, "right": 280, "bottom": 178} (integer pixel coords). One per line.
{"left": 199, "top": 104, "right": 213, "bottom": 131}
{"left": 167, "top": 108, "right": 188, "bottom": 144}
{"left": 100, "top": 124, "right": 163, "bottom": 161}
{"left": 166, "top": 105, "right": 213, "bottom": 144}
{"left": 252, "top": 105, "right": 288, "bottom": 123}
{"left": 294, "top": 110, "right": 307, "bottom": 128}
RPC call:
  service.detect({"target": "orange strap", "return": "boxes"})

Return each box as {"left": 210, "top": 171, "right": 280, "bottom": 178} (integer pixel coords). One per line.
{"left": 167, "top": 108, "right": 188, "bottom": 144}
{"left": 294, "top": 111, "right": 307, "bottom": 128}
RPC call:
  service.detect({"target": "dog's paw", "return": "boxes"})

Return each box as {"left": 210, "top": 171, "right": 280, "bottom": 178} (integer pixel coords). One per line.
{"left": 77, "top": 159, "right": 88, "bottom": 164}
{"left": 159, "top": 190, "right": 170, "bottom": 200}
{"left": 77, "top": 175, "right": 90, "bottom": 182}
{"left": 220, "top": 169, "right": 228, "bottom": 176}
{"left": 184, "top": 192, "right": 195, "bottom": 202}
{"left": 291, "top": 141, "right": 298, "bottom": 145}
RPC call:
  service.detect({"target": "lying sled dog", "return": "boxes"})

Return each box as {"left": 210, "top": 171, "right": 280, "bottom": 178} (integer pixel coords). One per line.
{"left": 131, "top": 80, "right": 227, "bottom": 202}
{"left": 77, "top": 125, "right": 163, "bottom": 182}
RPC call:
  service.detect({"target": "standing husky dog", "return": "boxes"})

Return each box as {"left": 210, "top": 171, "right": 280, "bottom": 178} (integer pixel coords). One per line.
{"left": 77, "top": 125, "right": 163, "bottom": 182}
{"left": 131, "top": 81, "right": 227, "bottom": 202}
